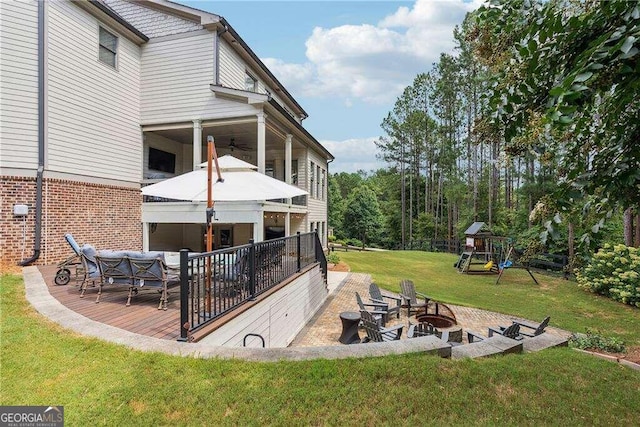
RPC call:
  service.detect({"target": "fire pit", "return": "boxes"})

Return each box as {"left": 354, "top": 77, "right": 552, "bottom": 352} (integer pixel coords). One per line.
{"left": 414, "top": 301, "right": 462, "bottom": 342}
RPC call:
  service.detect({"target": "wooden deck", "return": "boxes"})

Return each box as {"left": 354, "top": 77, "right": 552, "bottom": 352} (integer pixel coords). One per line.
{"left": 39, "top": 265, "right": 181, "bottom": 340}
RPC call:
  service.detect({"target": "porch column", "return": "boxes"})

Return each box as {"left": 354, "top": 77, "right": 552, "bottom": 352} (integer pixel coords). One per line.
{"left": 253, "top": 213, "right": 264, "bottom": 242}
{"left": 285, "top": 212, "right": 291, "bottom": 237}
{"left": 192, "top": 119, "right": 202, "bottom": 170}
{"left": 285, "top": 134, "right": 292, "bottom": 184}
{"left": 285, "top": 133, "right": 292, "bottom": 205}
{"left": 257, "top": 112, "right": 266, "bottom": 174}
{"left": 142, "top": 222, "right": 150, "bottom": 251}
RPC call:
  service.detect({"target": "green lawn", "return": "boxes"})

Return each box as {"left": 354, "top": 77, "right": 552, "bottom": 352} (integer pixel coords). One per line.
{"left": 2, "top": 266, "right": 640, "bottom": 424}
{"left": 340, "top": 251, "right": 640, "bottom": 346}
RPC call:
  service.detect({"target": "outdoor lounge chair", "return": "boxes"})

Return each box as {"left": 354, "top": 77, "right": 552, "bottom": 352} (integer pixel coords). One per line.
{"left": 467, "top": 323, "right": 522, "bottom": 343}
{"left": 129, "top": 255, "right": 170, "bottom": 310}
{"left": 355, "top": 292, "right": 389, "bottom": 326}
{"left": 510, "top": 316, "right": 550, "bottom": 337}
{"left": 77, "top": 243, "right": 101, "bottom": 296}
{"left": 93, "top": 253, "right": 135, "bottom": 305}
{"left": 399, "top": 279, "right": 430, "bottom": 317}
{"left": 369, "top": 283, "right": 401, "bottom": 319}
{"left": 360, "top": 310, "right": 403, "bottom": 343}
{"left": 407, "top": 321, "right": 437, "bottom": 338}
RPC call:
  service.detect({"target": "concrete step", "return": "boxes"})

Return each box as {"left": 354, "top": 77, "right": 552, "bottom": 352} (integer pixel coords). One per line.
{"left": 452, "top": 335, "right": 523, "bottom": 359}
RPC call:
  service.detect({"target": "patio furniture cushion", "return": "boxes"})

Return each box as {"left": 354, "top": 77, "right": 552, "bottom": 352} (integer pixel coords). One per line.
{"left": 80, "top": 244, "right": 99, "bottom": 277}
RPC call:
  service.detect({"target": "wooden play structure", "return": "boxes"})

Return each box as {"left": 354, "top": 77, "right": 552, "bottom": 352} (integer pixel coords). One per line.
{"left": 455, "top": 222, "right": 505, "bottom": 274}
{"left": 455, "top": 222, "right": 540, "bottom": 285}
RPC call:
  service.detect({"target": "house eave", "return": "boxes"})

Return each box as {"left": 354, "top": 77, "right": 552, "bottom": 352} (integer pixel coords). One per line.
{"left": 210, "top": 84, "right": 270, "bottom": 105}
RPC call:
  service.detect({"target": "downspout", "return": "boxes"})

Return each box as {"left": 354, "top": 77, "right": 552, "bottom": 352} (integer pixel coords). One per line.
{"left": 20, "top": 0, "right": 45, "bottom": 266}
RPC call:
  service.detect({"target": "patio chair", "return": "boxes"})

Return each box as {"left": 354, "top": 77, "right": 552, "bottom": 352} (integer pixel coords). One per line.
{"left": 129, "top": 255, "right": 170, "bottom": 310}
{"left": 78, "top": 243, "right": 101, "bottom": 296}
{"left": 360, "top": 310, "right": 403, "bottom": 343}
{"left": 407, "top": 321, "right": 437, "bottom": 338}
{"left": 468, "top": 323, "right": 522, "bottom": 343}
{"left": 93, "top": 253, "right": 135, "bottom": 305}
{"left": 369, "top": 283, "right": 401, "bottom": 320}
{"left": 511, "top": 316, "right": 550, "bottom": 337}
{"left": 355, "top": 292, "right": 389, "bottom": 326}
{"left": 399, "top": 279, "right": 430, "bottom": 318}
{"left": 217, "top": 248, "right": 250, "bottom": 297}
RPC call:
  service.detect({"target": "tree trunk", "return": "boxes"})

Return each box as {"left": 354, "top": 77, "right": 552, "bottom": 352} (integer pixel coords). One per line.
{"left": 624, "top": 208, "right": 633, "bottom": 246}
{"left": 635, "top": 212, "right": 640, "bottom": 248}
{"left": 568, "top": 222, "right": 575, "bottom": 259}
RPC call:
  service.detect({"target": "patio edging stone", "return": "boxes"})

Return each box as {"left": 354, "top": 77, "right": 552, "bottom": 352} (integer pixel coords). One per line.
{"left": 22, "top": 266, "right": 451, "bottom": 361}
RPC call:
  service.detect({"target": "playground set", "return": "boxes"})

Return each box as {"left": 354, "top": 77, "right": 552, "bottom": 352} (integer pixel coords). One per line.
{"left": 454, "top": 222, "right": 539, "bottom": 285}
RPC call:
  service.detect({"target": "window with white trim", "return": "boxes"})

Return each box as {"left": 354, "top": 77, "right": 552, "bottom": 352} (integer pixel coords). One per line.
{"left": 310, "top": 161, "right": 315, "bottom": 198}
{"left": 99, "top": 27, "right": 118, "bottom": 68}
{"left": 245, "top": 72, "right": 257, "bottom": 92}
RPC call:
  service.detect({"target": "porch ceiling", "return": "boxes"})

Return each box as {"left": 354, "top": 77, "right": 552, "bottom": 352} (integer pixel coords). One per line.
{"left": 146, "top": 121, "right": 305, "bottom": 154}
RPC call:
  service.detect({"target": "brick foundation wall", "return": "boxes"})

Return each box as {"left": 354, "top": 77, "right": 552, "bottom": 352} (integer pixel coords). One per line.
{"left": 1, "top": 176, "right": 142, "bottom": 267}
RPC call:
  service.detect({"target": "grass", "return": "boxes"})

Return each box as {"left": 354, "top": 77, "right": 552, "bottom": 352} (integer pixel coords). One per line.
{"left": 2, "top": 264, "right": 640, "bottom": 424}
{"left": 340, "top": 251, "right": 640, "bottom": 346}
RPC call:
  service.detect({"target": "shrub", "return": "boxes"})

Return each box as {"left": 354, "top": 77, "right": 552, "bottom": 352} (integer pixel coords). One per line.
{"left": 327, "top": 253, "right": 340, "bottom": 265}
{"left": 576, "top": 244, "right": 640, "bottom": 307}
{"left": 346, "top": 238, "right": 363, "bottom": 248}
{"left": 569, "top": 329, "right": 626, "bottom": 353}
{"left": 328, "top": 235, "right": 337, "bottom": 243}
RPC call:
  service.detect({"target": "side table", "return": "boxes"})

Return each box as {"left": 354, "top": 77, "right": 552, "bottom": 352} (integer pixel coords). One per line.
{"left": 338, "top": 311, "right": 361, "bottom": 344}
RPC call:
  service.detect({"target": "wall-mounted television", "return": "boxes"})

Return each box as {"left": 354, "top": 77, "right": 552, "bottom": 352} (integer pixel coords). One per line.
{"left": 149, "top": 147, "right": 176, "bottom": 174}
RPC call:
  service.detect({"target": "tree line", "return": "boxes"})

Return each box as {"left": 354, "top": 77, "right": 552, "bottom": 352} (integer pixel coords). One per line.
{"left": 329, "top": 0, "right": 639, "bottom": 263}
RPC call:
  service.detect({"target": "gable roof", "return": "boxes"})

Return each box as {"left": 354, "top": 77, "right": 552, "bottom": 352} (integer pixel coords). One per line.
{"left": 81, "top": 0, "right": 149, "bottom": 43}
{"left": 464, "top": 222, "right": 491, "bottom": 236}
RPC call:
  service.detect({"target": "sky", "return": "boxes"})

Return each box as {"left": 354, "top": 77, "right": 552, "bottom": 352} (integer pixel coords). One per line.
{"left": 182, "top": 0, "right": 482, "bottom": 173}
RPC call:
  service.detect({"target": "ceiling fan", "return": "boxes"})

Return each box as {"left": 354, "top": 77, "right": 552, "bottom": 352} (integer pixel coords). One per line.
{"left": 227, "top": 138, "right": 250, "bottom": 152}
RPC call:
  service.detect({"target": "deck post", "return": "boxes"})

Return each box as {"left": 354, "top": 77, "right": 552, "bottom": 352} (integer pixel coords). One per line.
{"left": 178, "top": 249, "right": 189, "bottom": 341}
{"left": 248, "top": 239, "right": 256, "bottom": 300}
{"left": 296, "top": 232, "right": 301, "bottom": 272}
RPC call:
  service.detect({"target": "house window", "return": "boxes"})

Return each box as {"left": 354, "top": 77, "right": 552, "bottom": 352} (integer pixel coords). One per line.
{"left": 321, "top": 169, "right": 326, "bottom": 200}
{"left": 310, "top": 161, "right": 315, "bottom": 198}
{"left": 265, "top": 161, "right": 274, "bottom": 178}
{"left": 99, "top": 27, "right": 118, "bottom": 68}
{"left": 245, "top": 73, "right": 257, "bottom": 92}
{"left": 291, "top": 159, "right": 298, "bottom": 185}
{"left": 316, "top": 165, "right": 321, "bottom": 199}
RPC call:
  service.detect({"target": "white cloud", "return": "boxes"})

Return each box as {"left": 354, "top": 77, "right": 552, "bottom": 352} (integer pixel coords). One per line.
{"left": 262, "top": 0, "right": 480, "bottom": 105}
{"left": 322, "top": 137, "right": 389, "bottom": 173}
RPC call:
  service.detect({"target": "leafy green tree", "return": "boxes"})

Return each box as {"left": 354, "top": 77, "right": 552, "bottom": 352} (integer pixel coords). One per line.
{"left": 473, "top": 0, "right": 640, "bottom": 244}
{"left": 343, "top": 186, "right": 383, "bottom": 247}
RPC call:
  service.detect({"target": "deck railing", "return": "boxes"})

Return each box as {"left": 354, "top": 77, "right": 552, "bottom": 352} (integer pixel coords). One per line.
{"left": 178, "top": 232, "right": 326, "bottom": 341}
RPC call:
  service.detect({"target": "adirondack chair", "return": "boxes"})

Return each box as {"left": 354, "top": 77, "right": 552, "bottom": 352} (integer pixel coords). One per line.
{"left": 399, "top": 279, "right": 430, "bottom": 317}
{"left": 488, "top": 322, "right": 522, "bottom": 339}
{"left": 467, "top": 323, "right": 522, "bottom": 343}
{"left": 360, "top": 310, "right": 403, "bottom": 343}
{"left": 407, "top": 321, "right": 437, "bottom": 338}
{"left": 368, "top": 283, "right": 401, "bottom": 320}
{"left": 355, "top": 292, "right": 389, "bottom": 326}
{"left": 511, "top": 316, "right": 550, "bottom": 337}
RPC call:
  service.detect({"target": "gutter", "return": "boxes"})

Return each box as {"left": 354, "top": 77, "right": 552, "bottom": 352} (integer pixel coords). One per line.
{"left": 219, "top": 17, "right": 308, "bottom": 120}
{"left": 20, "top": 1, "right": 45, "bottom": 266}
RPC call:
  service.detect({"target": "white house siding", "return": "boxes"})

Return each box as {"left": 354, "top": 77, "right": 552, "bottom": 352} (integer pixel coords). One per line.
{"left": 218, "top": 38, "right": 246, "bottom": 90}
{"left": 307, "top": 148, "right": 328, "bottom": 236}
{"left": 102, "top": 0, "right": 203, "bottom": 38}
{"left": 0, "top": 0, "right": 39, "bottom": 172}
{"left": 141, "top": 32, "right": 255, "bottom": 124}
{"left": 46, "top": 1, "right": 142, "bottom": 183}
{"left": 198, "top": 265, "right": 327, "bottom": 348}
